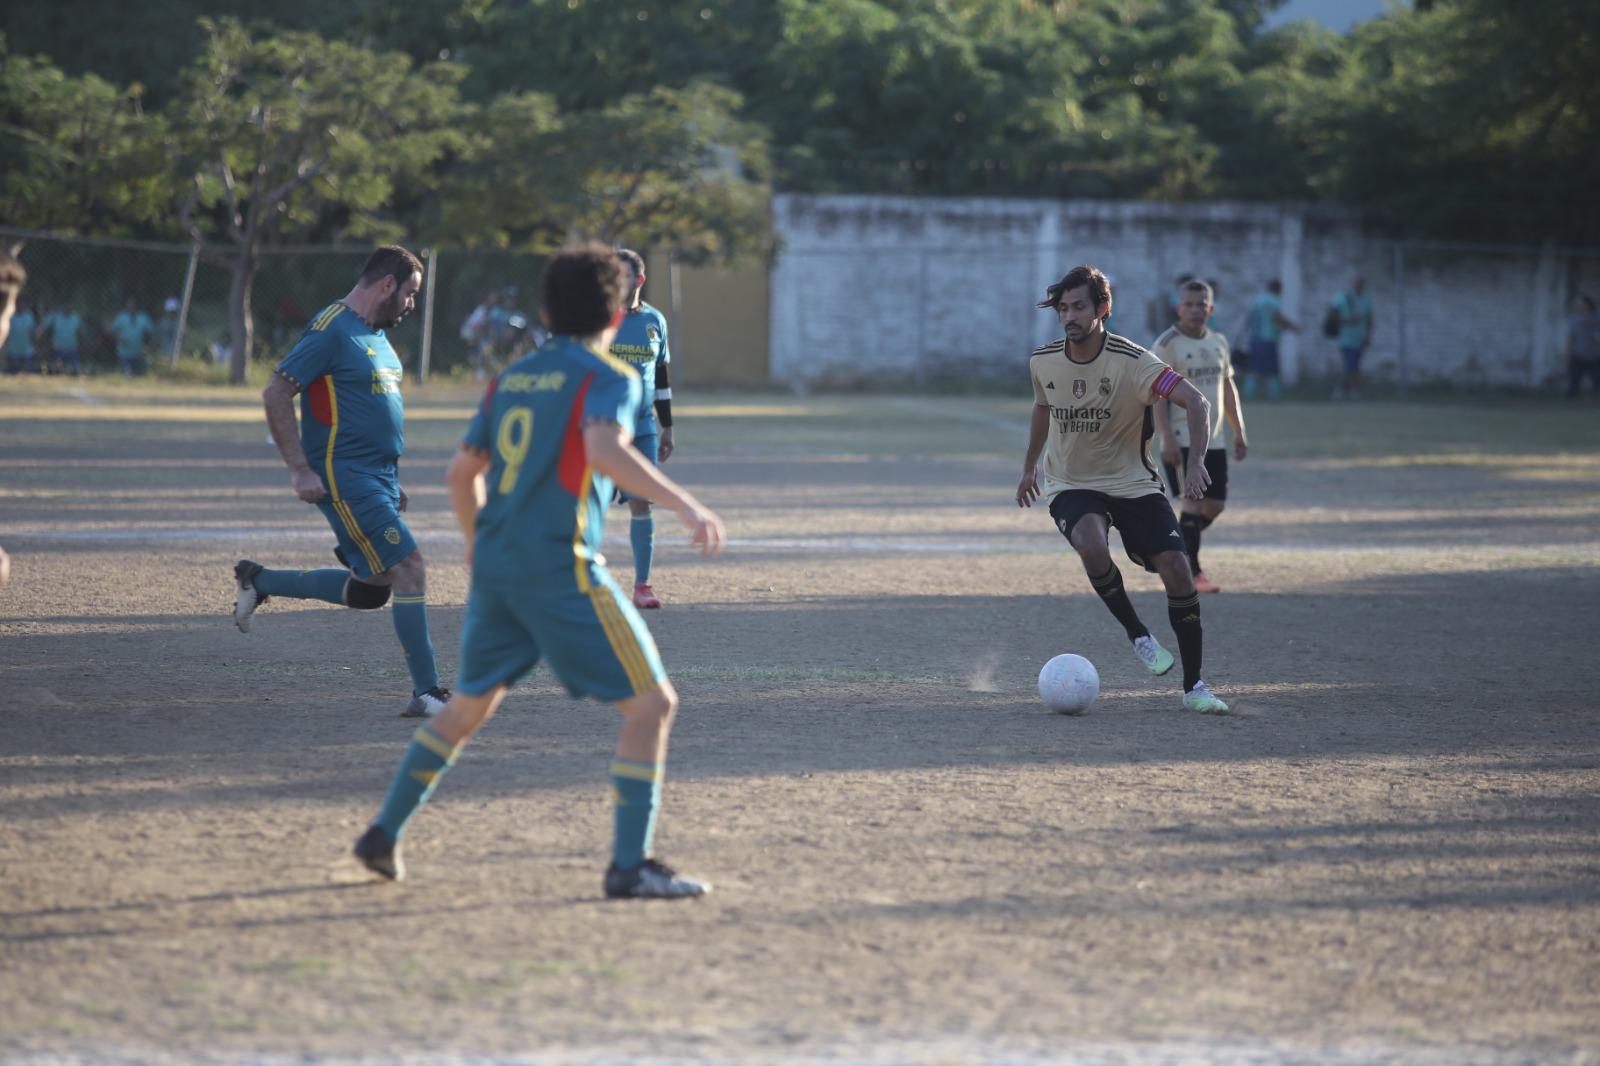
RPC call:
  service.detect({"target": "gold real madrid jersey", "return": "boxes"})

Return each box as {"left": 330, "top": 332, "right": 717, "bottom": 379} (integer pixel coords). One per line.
{"left": 1029, "top": 331, "right": 1182, "bottom": 500}
{"left": 1150, "top": 326, "right": 1231, "bottom": 449}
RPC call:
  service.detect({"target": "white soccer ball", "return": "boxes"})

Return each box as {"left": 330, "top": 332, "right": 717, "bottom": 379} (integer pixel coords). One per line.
{"left": 1037, "top": 653, "right": 1100, "bottom": 714}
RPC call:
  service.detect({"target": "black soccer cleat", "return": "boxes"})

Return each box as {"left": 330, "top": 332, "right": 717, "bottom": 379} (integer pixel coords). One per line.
{"left": 353, "top": 825, "right": 404, "bottom": 881}
{"left": 232, "top": 559, "right": 269, "bottom": 632}
{"left": 603, "top": 858, "right": 710, "bottom": 899}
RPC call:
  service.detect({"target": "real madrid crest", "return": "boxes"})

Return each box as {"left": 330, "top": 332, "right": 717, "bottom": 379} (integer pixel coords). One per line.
{"left": 384, "top": 527, "right": 402, "bottom": 545}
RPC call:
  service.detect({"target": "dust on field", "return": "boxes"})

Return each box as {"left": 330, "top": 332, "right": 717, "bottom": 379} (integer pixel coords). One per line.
{"left": 1, "top": 381, "right": 1597, "bottom": 1064}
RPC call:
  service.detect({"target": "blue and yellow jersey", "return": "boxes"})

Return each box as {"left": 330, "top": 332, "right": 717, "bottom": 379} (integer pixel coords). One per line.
{"left": 277, "top": 303, "right": 407, "bottom": 480}
{"left": 608, "top": 302, "right": 669, "bottom": 435}
{"left": 464, "top": 336, "right": 642, "bottom": 584}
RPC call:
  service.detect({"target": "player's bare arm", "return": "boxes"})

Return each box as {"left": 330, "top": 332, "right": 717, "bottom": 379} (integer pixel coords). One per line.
{"left": 1016, "top": 403, "right": 1050, "bottom": 507}
{"left": 1153, "top": 396, "right": 1181, "bottom": 467}
{"left": 447, "top": 445, "right": 491, "bottom": 568}
{"left": 262, "top": 371, "right": 326, "bottom": 502}
{"left": 1223, "top": 374, "right": 1248, "bottom": 461}
{"left": 1164, "top": 381, "right": 1213, "bottom": 499}
{"left": 585, "top": 421, "right": 725, "bottom": 556}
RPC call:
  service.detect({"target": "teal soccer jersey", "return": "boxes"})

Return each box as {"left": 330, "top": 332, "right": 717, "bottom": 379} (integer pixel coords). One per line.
{"left": 608, "top": 303, "right": 669, "bottom": 436}
{"left": 464, "top": 336, "right": 643, "bottom": 584}
{"left": 277, "top": 303, "right": 407, "bottom": 479}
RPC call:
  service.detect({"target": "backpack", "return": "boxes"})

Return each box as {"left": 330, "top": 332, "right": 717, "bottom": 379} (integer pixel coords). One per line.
{"left": 1321, "top": 301, "right": 1342, "bottom": 339}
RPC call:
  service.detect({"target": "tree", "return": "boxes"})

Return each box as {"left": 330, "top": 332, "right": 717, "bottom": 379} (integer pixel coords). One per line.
{"left": 1325, "top": 0, "right": 1600, "bottom": 242}
{"left": 172, "top": 19, "right": 467, "bottom": 382}
{"left": 0, "top": 47, "right": 172, "bottom": 234}
{"left": 437, "top": 81, "right": 771, "bottom": 263}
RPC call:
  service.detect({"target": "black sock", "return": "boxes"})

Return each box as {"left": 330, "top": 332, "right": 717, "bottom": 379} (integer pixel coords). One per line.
{"left": 1168, "top": 592, "right": 1203, "bottom": 691}
{"left": 1179, "top": 512, "right": 1212, "bottom": 574}
{"left": 1089, "top": 564, "right": 1148, "bottom": 642}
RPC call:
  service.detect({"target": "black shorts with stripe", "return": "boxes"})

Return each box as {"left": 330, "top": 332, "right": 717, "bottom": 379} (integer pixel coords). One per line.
{"left": 1162, "top": 447, "right": 1228, "bottom": 502}
{"left": 1048, "top": 489, "right": 1184, "bottom": 573}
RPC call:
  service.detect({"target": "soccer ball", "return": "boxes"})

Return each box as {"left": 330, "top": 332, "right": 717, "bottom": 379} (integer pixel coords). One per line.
{"left": 1037, "top": 653, "right": 1099, "bottom": 714}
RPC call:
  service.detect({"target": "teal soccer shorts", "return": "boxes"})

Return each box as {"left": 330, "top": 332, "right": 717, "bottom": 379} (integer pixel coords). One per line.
{"left": 456, "top": 565, "right": 667, "bottom": 702}
{"left": 316, "top": 476, "right": 417, "bottom": 578}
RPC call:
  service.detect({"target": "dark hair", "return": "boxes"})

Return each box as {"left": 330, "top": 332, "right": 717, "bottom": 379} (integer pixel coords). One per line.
{"left": 1181, "top": 279, "right": 1214, "bottom": 302}
{"left": 357, "top": 245, "right": 424, "bottom": 288}
{"left": 616, "top": 248, "right": 646, "bottom": 279}
{"left": 1038, "top": 264, "right": 1112, "bottom": 317}
{"left": 1267, "top": 279, "right": 1282, "bottom": 295}
{"left": 543, "top": 242, "right": 628, "bottom": 336}
{"left": 0, "top": 250, "right": 25, "bottom": 298}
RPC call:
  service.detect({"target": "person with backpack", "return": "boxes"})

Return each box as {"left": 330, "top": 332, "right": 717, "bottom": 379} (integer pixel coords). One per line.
{"left": 1326, "top": 276, "right": 1373, "bottom": 399}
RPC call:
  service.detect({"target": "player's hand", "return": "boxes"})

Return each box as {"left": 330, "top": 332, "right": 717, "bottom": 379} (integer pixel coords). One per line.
{"left": 1234, "top": 440, "right": 1248, "bottom": 462}
{"left": 398, "top": 487, "right": 409, "bottom": 512}
{"left": 675, "top": 501, "right": 725, "bottom": 557}
{"left": 291, "top": 468, "right": 327, "bottom": 503}
{"left": 1016, "top": 469, "right": 1040, "bottom": 508}
{"left": 1160, "top": 441, "right": 1181, "bottom": 467}
{"left": 1183, "top": 461, "right": 1212, "bottom": 501}
{"left": 657, "top": 426, "right": 674, "bottom": 463}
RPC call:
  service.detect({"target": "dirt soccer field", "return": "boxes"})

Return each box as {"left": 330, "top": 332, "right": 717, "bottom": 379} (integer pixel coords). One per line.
{"left": 1, "top": 378, "right": 1597, "bottom": 1065}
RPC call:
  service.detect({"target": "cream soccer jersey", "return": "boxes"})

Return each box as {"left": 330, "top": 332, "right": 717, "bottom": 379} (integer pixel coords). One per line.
{"left": 1150, "top": 326, "right": 1231, "bottom": 449}
{"left": 1029, "top": 331, "right": 1183, "bottom": 501}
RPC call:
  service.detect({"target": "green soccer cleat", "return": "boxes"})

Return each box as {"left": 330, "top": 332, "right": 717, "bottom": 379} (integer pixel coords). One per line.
{"left": 1131, "top": 635, "right": 1174, "bottom": 676}
{"left": 1182, "top": 680, "right": 1229, "bottom": 714}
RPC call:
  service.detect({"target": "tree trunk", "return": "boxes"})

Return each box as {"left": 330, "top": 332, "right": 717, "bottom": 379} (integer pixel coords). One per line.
{"left": 227, "top": 248, "right": 257, "bottom": 385}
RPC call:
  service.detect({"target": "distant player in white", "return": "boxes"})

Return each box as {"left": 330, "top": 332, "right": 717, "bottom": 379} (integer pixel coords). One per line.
{"left": 1016, "top": 264, "right": 1229, "bottom": 713}
{"left": 1152, "top": 279, "right": 1249, "bottom": 594}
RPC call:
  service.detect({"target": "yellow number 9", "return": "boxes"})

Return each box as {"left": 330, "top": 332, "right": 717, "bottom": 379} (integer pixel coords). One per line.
{"left": 496, "top": 407, "right": 533, "bottom": 495}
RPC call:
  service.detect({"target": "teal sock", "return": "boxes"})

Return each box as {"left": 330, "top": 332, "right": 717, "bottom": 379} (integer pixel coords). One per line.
{"left": 252, "top": 567, "right": 348, "bottom": 604}
{"left": 373, "top": 726, "right": 458, "bottom": 840}
{"left": 391, "top": 594, "right": 439, "bottom": 695}
{"left": 610, "top": 760, "right": 663, "bottom": 869}
{"left": 630, "top": 513, "right": 655, "bottom": 586}
{"left": 1268, "top": 377, "right": 1282, "bottom": 399}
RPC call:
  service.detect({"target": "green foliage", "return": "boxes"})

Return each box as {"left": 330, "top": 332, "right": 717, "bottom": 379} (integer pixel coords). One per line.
{"left": 6, "top": 0, "right": 1598, "bottom": 246}
{"left": 1327, "top": 0, "right": 1600, "bottom": 242}
{"left": 436, "top": 81, "right": 770, "bottom": 263}
{"left": 0, "top": 48, "right": 173, "bottom": 234}
{"left": 173, "top": 18, "right": 469, "bottom": 248}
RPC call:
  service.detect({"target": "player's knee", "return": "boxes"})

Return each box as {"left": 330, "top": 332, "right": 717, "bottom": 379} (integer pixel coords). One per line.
{"left": 345, "top": 579, "right": 392, "bottom": 610}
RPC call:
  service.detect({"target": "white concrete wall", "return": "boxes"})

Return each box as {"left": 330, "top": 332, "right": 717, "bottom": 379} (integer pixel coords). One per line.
{"left": 769, "top": 194, "right": 1592, "bottom": 389}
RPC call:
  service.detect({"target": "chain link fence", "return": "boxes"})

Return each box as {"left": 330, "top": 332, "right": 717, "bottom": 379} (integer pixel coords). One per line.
{"left": 7, "top": 225, "right": 1600, "bottom": 392}
{"left": 0, "top": 230, "right": 549, "bottom": 383}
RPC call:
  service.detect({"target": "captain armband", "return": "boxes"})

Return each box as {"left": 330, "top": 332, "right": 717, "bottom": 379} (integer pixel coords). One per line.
{"left": 1152, "top": 368, "right": 1184, "bottom": 398}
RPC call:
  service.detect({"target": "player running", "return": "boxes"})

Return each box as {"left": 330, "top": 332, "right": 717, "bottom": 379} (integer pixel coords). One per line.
{"left": 352, "top": 242, "right": 726, "bottom": 899}
{"left": 1153, "top": 279, "right": 1249, "bottom": 593}
{"left": 232, "top": 246, "right": 450, "bottom": 718}
{"left": 1016, "top": 264, "right": 1229, "bottom": 714}
{"left": 609, "top": 249, "right": 675, "bottom": 609}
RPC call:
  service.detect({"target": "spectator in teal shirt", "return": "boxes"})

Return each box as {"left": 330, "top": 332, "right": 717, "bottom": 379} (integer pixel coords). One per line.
{"left": 4, "top": 300, "right": 37, "bottom": 374}
{"left": 1243, "top": 279, "right": 1298, "bottom": 399}
{"left": 111, "top": 298, "right": 155, "bottom": 376}
{"left": 42, "top": 303, "right": 84, "bottom": 375}
{"left": 1332, "top": 276, "right": 1373, "bottom": 399}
